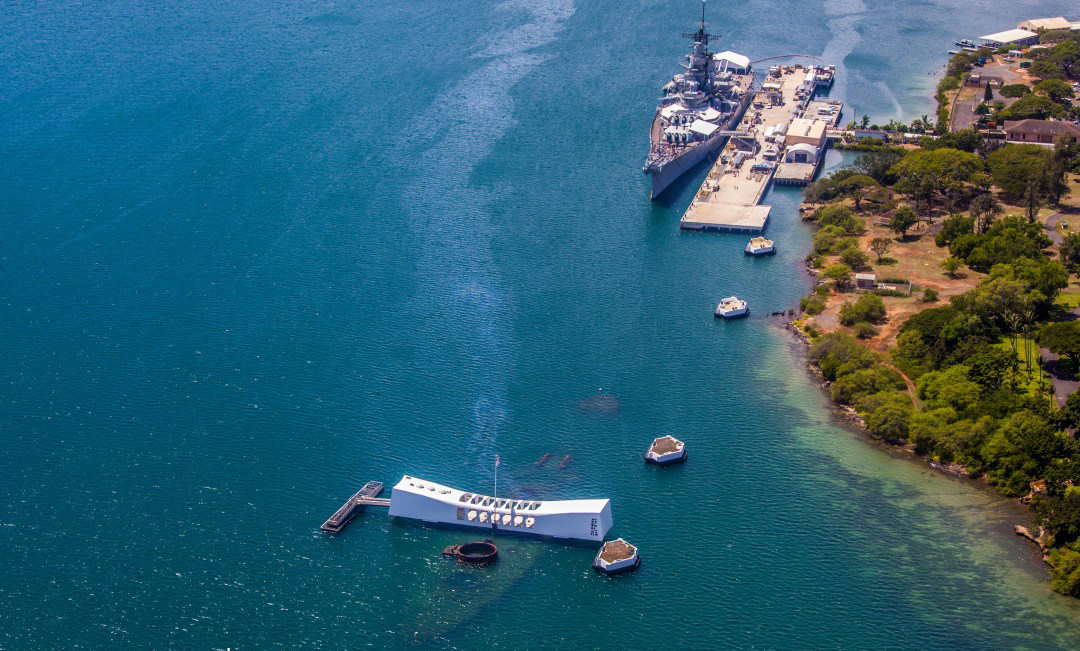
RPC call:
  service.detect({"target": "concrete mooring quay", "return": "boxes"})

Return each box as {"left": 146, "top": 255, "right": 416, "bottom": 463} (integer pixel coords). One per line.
{"left": 680, "top": 65, "right": 840, "bottom": 233}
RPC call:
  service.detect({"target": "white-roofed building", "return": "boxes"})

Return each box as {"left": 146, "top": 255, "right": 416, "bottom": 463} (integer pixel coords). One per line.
{"left": 660, "top": 103, "right": 689, "bottom": 120}
{"left": 784, "top": 143, "right": 820, "bottom": 165}
{"left": 698, "top": 107, "right": 722, "bottom": 122}
{"left": 689, "top": 119, "right": 720, "bottom": 137}
{"left": 784, "top": 118, "right": 827, "bottom": 148}
{"left": 1018, "top": 17, "right": 1072, "bottom": 31}
{"left": 979, "top": 28, "right": 1039, "bottom": 46}
{"left": 387, "top": 475, "right": 613, "bottom": 542}
{"left": 713, "top": 51, "right": 750, "bottom": 74}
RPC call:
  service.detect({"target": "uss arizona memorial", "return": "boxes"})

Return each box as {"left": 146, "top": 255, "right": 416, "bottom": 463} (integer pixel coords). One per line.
{"left": 387, "top": 475, "right": 613, "bottom": 542}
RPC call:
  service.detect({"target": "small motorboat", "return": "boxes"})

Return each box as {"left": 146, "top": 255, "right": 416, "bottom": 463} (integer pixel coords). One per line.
{"left": 714, "top": 296, "right": 749, "bottom": 319}
{"left": 955, "top": 39, "right": 975, "bottom": 48}
{"left": 745, "top": 237, "right": 775, "bottom": 256}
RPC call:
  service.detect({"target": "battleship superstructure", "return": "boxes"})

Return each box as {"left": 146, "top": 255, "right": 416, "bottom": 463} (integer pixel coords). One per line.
{"left": 643, "top": 8, "right": 755, "bottom": 200}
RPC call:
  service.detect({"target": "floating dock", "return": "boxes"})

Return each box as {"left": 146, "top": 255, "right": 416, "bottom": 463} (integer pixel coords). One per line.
{"left": 680, "top": 65, "right": 840, "bottom": 231}
{"left": 320, "top": 481, "right": 386, "bottom": 533}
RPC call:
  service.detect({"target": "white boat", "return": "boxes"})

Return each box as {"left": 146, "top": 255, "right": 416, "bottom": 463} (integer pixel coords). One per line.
{"left": 714, "top": 296, "right": 748, "bottom": 318}
{"left": 744, "top": 237, "right": 775, "bottom": 256}
{"left": 387, "top": 475, "right": 612, "bottom": 542}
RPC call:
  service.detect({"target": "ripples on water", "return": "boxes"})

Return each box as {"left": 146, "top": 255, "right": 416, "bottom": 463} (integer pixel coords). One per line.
{"left": 2, "top": 0, "right": 1080, "bottom": 649}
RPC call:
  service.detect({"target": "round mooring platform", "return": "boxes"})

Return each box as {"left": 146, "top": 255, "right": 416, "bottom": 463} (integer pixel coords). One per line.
{"left": 592, "top": 538, "right": 640, "bottom": 575}
{"left": 644, "top": 435, "right": 687, "bottom": 466}
{"left": 443, "top": 541, "right": 498, "bottom": 564}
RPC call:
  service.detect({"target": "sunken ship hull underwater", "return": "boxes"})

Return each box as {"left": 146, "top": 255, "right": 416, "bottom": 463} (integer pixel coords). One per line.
{"left": 644, "top": 7, "right": 755, "bottom": 200}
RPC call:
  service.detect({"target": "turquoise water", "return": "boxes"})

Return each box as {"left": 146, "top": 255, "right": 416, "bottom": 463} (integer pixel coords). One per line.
{"left": 3, "top": 1, "right": 1080, "bottom": 649}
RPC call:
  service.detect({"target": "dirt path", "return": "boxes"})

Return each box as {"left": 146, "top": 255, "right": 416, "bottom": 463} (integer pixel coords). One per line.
{"left": 883, "top": 361, "right": 922, "bottom": 411}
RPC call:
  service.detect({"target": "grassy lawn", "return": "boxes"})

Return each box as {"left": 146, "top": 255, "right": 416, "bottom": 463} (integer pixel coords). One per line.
{"left": 995, "top": 336, "right": 1053, "bottom": 399}
{"left": 1055, "top": 291, "right": 1080, "bottom": 309}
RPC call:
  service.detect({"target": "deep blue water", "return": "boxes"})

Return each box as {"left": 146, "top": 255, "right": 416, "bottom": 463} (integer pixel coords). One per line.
{"left": 3, "top": 1, "right": 1080, "bottom": 649}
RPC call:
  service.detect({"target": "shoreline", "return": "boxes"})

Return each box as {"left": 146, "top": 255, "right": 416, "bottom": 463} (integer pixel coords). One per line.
{"left": 776, "top": 316, "right": 1055, "bottom": 574}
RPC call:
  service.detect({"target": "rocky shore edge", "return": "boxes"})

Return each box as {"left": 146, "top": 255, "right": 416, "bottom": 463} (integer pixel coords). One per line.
{"left": 783, "top": 319, "right": 1054, "bottom": 567}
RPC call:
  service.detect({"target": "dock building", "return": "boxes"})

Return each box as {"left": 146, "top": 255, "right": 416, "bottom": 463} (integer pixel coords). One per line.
{"left": 979, "top": 29, "right": 1039, "bottom": 47}
{"left": 679, "top": 63, "right": 840, "bottom": 230}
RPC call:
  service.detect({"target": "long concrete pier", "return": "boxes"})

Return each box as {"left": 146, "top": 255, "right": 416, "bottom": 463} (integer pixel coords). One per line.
{"left": 680, "top": 66, "right": 839, "bottom": 233}
{"left": 320, "top": 481, "right": 384, "bottom": 533}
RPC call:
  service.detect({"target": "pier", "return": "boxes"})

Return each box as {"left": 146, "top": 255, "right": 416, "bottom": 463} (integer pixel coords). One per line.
{"left": 680, "top": 65, "right": 840, "bottom": 232}
{"left": 320, "top": 481, "right": 386, "bottom": 533}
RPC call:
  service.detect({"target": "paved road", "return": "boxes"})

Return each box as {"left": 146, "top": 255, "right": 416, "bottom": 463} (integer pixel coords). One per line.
{"left": 950, "top": 57, "right": 1025, "bottom": 132}
{"left": 1038, "top": 211, "right": 1080, "bottom": 406}
{"left": 1040, "top": 341, "right": 1079, "bottom": 407}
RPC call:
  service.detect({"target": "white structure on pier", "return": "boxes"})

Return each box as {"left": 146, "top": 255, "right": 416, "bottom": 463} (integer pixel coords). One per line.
{"left": 387, "top": 475, "right": 612, "bottom": 542}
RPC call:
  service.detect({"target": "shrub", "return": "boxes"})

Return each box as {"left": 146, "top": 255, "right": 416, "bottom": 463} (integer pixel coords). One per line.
{"left": 936, "top": 215, "right": 975, "bottom": 247}
{"left": 831, "top": 366, "right": 905, "bottom": 404}
{"left": 922, "top": 288, "right": 939, "bottom": 302}
{"left": 853, "top": 322, "right": 879, "bottom": 339}
{"left": 1048, "top": 548, "right": 1080, "bottom": 597}
{"left": 865, "top": 398, "right": 914, "bottom": 443}
{"left": 839, "top": 294, "right": 887, "bottom": 326}
{"left": 800, "top": 292, "right": 827, "bottom": 316}
{"left": 874, "top": 288, "right": 909, "bottom": 298}
{"left": 809, "top": 332, "right": 879, "bottom": 381}
{"left": 813, "top": 203, "right": 863, "bottom": 234}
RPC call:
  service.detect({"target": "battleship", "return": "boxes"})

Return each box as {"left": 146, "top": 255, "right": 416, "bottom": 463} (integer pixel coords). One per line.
{"left": 643, "top": 5, "right": 755, "bottom": 200}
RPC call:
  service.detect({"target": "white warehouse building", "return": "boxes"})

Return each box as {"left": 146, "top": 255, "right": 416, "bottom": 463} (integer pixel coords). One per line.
{"left": 387, "top": 475, "right": 613, "bottom": 542}
{"left": 713, "top": 50, "right": 751, "bottom": 74}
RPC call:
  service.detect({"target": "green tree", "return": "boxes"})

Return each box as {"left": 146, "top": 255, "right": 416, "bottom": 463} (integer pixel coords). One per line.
{"left": 1039, "top": 321, "right": 1080, "bottom": 372}
{"left": 854, "top": 322, "right": 879, "bottom": 338}
{"left": 986, "top": 144, "right": 1052, "bottom": 202}
{"left": 813, "top": 203, "right": 863, "bottom": 233}
{"left": 866, "top": 400, "right": 914, "bottom": 443}
{"left": 809, "top": 331, "right": 879, "bottom": 381}
{"left": 839, "top": 293, "right": 887, "bottom": 326}
{"left": 840, "top": 246, "right": 870, "bottom": 271}
{"left": 890, "top": 206, "right": 918, "bottom": 238}
{"left": 968, "top": 194, "right": 1002, "bottom": 235}
{"left": 1025, "top": 173, "right": 1043, "bottom": 223}
{"left": 889, "top": 148, "right": 984, "bottom": 216}
{"left": 999, "top": 84, "right": 1031, "bottom": 98}
{"left": 941, "top": 256, "right": 962, "bottom": 277}
{"left": 983, "top": 81, "right": 994, "bottom": 103}
{"left": 966, "top": 346, "right": 1016, "bottom": 391}
{"left": 998, "top": 94, "right": 1067, "bottom": 121}
{"left": 831, "top": 366, "right": 905, "bottom": 404}
{"left": 936, "top": 214, "right": 975, "bottom": 246}
{"left": 1045, "top": 135, "right": 1074, "bottom": 206}
{"left": 869, "top": 237, "right": 891, "bottom": 263}
{"left": 1059, "top": 232, "right": 1080, "bottom": 272}
{"left": 822, "top": 263, "right": 853, "bottom": 291}
{"left": 838, "top": 174, "right": 879, "bottom": 212}
{"left": 1033, "top": 78, "right": 1075, "bottom": 103}
{"left": 1048, "top": 548, "right": 1080, "bottom": 597}
{"left": 851, "top": 147, "right": 904, "bottom": 184}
